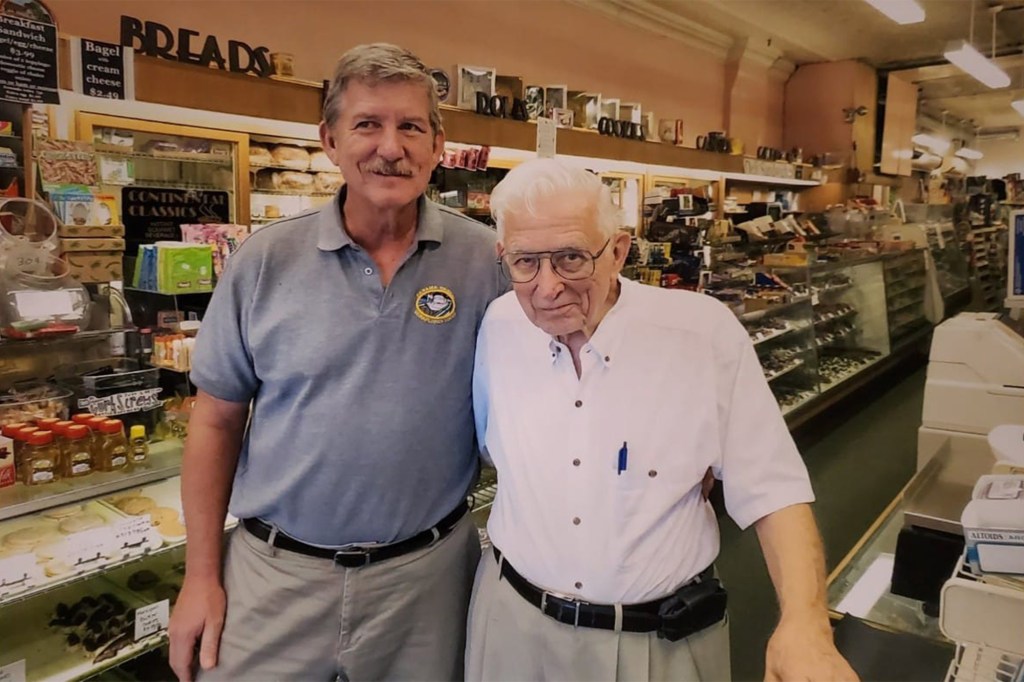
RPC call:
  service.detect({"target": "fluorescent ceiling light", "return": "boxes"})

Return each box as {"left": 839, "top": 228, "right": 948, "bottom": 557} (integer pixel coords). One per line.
{"left": 944, "top": 40, "right": 1011, "bottom": 89}
{"left": 955, "top": 147, "right": 984, "bottom": 160}
{"left": 1012, "top": 99, "right": 1024, "bottom": 116}
{"left": 864, "top": 0, "right": 925, "bottom": 24}
{"left": 912, "top": 133, "right": 951, "bottom": 154}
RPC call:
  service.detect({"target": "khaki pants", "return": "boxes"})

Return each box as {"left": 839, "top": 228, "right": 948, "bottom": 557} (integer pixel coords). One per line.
{"left": 465, "top": 553, "right": 731, "bottom": 682}
{"left": 200, "top": 515, "right": 480, "bottom": 682}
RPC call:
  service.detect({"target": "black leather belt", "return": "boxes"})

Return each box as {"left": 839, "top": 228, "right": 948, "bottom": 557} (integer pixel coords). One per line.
{"left": 242, "top": 501, "right": 468, "bottom": 568}
{"left": 493, "top": 546, "right": 725, "bottom": 641}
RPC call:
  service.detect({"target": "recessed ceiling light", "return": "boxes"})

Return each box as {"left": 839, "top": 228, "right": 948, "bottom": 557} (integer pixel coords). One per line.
{"left": 863, "top": 0, "right": 925, "bottom": 24}
{"left": 944, "top": 40, "right": 1011, "bottom": 89}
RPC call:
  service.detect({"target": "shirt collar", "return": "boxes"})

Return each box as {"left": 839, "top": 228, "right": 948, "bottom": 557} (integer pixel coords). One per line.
{"left": 316, "top": 186, "right": 445, "bottom": 252}
{"left": 547, "top": 276, "right": 633, "bottom": 368}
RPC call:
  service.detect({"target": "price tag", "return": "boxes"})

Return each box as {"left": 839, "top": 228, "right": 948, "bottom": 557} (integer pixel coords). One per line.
{"left": 134, "top": 599, "right": 170, "bottom": 641}
{"left": 536, "top": 117, "right": 557, "bottom": 159}
{"left": 0, "top": 660, "right": 26, "bottom": 682}
{"left": 114, "top": 516, "right": 152, "bottom": 554}
{"left": 0, "top": 553, "right": 41, "bottom": 598}
{"left": 59, "top": 527, "right": 114, "bottom": 568}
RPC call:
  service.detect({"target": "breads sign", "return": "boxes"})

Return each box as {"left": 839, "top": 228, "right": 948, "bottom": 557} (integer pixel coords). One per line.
{"left": 120, "top": 15, "right": 272, "bottom": 78}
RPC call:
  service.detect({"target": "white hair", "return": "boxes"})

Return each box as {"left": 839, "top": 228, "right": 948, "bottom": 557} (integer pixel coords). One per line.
{"left": 489, "top": 158, "right": 622, "bottom": 240}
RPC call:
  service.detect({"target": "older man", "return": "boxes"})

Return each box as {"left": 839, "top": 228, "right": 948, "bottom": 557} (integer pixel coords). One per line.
{"left": 468, "top": 158, "right": 858, "bottom": 681}
{"left": 168, "top": 43, "right": 504, "bottom": 681}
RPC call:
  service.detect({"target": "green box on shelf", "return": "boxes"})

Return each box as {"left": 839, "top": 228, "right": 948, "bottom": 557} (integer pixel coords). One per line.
{"left": 156, "top": 242, "right": 214, "bottom": 294}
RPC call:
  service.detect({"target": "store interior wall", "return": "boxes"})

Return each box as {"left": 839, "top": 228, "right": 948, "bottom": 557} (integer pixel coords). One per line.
{"left": 974, "top": 137, "right": 1024, "bottom": 177}
{"left": 46, "top": 0, "right": 785, "bottom": 149}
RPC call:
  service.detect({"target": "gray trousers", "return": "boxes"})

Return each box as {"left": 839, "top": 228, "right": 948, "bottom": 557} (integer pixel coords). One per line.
{"left": 465, "top": 552, "right": 731, "bottom": 682}
{"left": 200, "top": 515, "right": 480, "bottom": 682}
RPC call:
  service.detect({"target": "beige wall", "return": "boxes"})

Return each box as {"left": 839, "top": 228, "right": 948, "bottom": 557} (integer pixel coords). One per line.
{"left": 975, "top": 137, "right": 1024, "bottom": 177}
{"left": 46, "top": 0, "right": 785, "bottom": 149}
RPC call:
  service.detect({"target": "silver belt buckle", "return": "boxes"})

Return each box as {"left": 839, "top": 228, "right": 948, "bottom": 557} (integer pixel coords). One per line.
{"left": 333, "top": 544, "right": 372, "bottom": 566}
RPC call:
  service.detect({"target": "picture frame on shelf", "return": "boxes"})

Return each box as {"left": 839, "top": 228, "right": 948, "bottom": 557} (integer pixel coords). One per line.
{"left": 525, "top": 85, "right": 544, "bottom": 121}
{"left": 620, "top": 102, "right": 642, "bottom": 125}
{"left": 544, "top": 85, "right": 567, "bottom": 117}
{"left": 600, "top": 98, "right": 620, "bottom": 122}
{"left": 581, "top": 93, "right": 602, "bottom": 130}
{"left": 552, "top": 108, "right": 574, "bottom": 129}
{"left": 455, "top": 65, "right": 496, "bottom": 110}
{"left": 643, "top": 112, "right": 658, "bottom": 141}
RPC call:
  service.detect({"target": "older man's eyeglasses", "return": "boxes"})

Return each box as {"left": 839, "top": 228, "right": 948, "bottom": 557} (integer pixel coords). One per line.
{"left": 498, "top": 238, "right": 611, "bottom": 284}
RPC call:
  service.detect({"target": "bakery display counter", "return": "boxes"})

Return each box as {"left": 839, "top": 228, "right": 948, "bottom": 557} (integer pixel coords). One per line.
{"left": 0, "top": 545, "right": 185, "bottom": 682}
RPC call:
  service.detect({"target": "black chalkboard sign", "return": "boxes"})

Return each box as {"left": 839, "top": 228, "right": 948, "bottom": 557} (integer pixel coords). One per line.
{"left": 0, "top": 14, "right": 58, "bottom": 105}
{"left": 79, "top": 38, "right": 126, "bottom": 100}
{"left": 122, "top": 187, "right": 231, "bottom": 255}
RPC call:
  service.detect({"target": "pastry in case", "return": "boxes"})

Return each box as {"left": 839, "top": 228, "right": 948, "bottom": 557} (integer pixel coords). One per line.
{"left": 256, "top": 170, "right": 314, "bottom": 193}
{"left": 270, "top": 145, "right": 311, "bottom": 170}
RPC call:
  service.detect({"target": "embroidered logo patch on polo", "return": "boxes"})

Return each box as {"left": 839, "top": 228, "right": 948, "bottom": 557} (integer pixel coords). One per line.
{"left": 414, "top": 286, "right": 456, "bottom": 324}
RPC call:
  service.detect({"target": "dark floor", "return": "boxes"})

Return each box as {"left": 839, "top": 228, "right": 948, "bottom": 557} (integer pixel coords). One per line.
{"left": 717, "top": 362, "right": 927, "bottom": 681}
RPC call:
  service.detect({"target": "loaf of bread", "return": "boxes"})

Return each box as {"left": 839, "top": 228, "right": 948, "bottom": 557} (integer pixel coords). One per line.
{"left": 249, "top": 145, "right": 273, "bottom": 166}
{"left": 314, "top": 172, "right": 344, "bottom": 194}
{"left": 256, "top": 170, "right": 314, "bottom": 193}
{"left": 309, "top": 150, "right": 336, "bottom": 172}
{"left": 270, "top": 145, "right": 311, "bottom": 170}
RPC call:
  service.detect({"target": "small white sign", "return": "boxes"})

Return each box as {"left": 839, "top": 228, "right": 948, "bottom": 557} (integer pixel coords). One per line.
{"left": 114, "top": 516, "right": 152, "bottom": 554}
{"left": 60, "top": 527, "right": 113, "bottom": 568}
{"left": 0, "top": 554, "right": 40, "bottom": 598}
{"left": 0, "top": 660, "right": 26, "bottom": 682}
{"left": 134, "top": 599, "right": 170, "bottom": 641}
{"left": 536, "top": 117, "right": 557, "bottom": 159}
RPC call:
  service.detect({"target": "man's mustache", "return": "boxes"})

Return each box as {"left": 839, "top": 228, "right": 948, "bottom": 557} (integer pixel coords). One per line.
{"left": 363, "top": 160, "right": 413, "bottom": 177}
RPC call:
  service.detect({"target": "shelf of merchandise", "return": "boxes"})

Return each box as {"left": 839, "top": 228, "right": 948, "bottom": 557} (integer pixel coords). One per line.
{"left": 750, "top": 325, "right": 798, "bottom": 347}
{"left": 250, "top": 188, "right": 335, "bottom": 198}
{"left": 94, "top": 149, "right": 233, "bottom": 166}
{"left": 721, "top": 172, "right": 822, "bottom": 187}
{"left": 811, "top": 282, "right": 853, "bottom": 298}
{"left": 737, "top": 297, "right": 811, "bottom": 322}
{"left": 0, "top": 327, "right": 132, "bottom": 350}
{"left": 99, "top": 179, "right": 233, "bottom": 192}
{"left": 813, "top": 308, "right": 857, "bottom": 327}
{"left": 780, "top": 391, "right": 819, "bottom": 417}
{"left": 817, "top": 355, "right": 886, "bottom": 394}
{"left": 888, "top": 297, "right": 924, "bottom": 315}
{"left": 0, "top": 440, "right": 183, "bottom": 522}
{"left": 765, "top": 359, "right": 804, "bottom": 383}
{"left": 250, "top": 163, "right": 336, "bottom": 173}
{"left": 815, "top": 328, "right": 857, "bottom": 349}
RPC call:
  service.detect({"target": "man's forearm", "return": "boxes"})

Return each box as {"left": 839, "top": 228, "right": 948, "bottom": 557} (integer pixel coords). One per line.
{"left": 754, "top": 503, "right": 829, "bottom": 624}
{"left": 180, "top": 402, "right": 246, "bottom": 582}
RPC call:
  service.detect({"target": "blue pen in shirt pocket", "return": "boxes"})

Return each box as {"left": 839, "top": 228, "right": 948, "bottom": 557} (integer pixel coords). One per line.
{"left": 617, "top": 441, "right": 628, "bottom": 475}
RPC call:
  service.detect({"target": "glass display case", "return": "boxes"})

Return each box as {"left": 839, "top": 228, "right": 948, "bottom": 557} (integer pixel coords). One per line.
{"left": 738, "top": 285, "right": 819, "bottom": 417}
{"left": 642, "top": 174, "right": 716, "bottom": 239}
{"left": 883, "top": 250, "right": 929, "bottom": 348}
{"left": 0, "top": 449, "right": 190, "bottom": 681}
{"left": 76, "top": 113, "right": 249, "bottom": 234}
{"left": 921, "top": 220, "right": 971, "bottom": 308}
{"left": 247, "top": 133, "right": 337, "bottom": 230}
{"left": 812, "top": 259, "right": 891, "bottom": 393}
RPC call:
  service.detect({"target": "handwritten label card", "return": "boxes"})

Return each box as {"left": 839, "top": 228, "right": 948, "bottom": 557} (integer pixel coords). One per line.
{"left": 134, "top": 599, "right": 170, "bottom": 641}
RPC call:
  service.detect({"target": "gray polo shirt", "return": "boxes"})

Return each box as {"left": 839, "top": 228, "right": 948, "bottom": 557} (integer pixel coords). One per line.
{"left": 190, "top": 189, "right": 505, "bottom": 546}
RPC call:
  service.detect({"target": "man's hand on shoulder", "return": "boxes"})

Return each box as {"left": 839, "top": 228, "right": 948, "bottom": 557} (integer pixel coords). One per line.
{"left": 765, "top": 612, "right": 858, "bottom": 682}
{"left": 168, "top": 576, "right": 227, "bottom": 681}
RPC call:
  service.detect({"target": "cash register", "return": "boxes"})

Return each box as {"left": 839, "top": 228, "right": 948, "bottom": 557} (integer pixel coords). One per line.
{"left": 894, "top": 209, "right": 1024, "bottom": 611}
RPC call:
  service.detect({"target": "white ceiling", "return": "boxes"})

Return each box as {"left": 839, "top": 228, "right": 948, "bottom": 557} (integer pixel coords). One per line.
{"left": 581, "top": 0, "right": 1024, "bottom": 131}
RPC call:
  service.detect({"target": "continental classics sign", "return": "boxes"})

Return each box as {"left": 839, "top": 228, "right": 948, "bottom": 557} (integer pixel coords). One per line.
{"left": 120, "top": 15, "right": 272, "bottom": 78}
{"left": 122, "top": 187, "right": 231, "bottom": 254}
